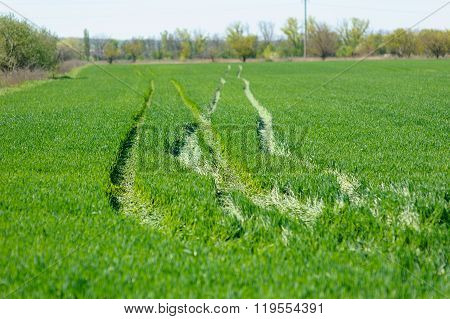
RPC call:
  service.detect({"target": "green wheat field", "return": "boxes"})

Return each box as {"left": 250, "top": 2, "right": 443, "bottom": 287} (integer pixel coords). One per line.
{"left": 0, "top": 59, "right": 449, "bottom": 298}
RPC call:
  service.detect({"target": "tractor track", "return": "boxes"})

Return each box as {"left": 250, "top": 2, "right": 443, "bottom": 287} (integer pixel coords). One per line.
{"left": 239, "top": 66, "right": 289, "bottom": 156}
{"left": 109, "top": 81, "right": 159, "bottom": 225}
{"left": 172, "top": 72, "right": 321, "bottom": 229}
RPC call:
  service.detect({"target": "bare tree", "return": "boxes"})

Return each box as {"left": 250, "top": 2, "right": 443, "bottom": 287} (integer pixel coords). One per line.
{"left": 206, "top": 34, "right": 223, "bottom": 62}
{"left": 258, "top": 21, "right": 275, "bottom": 45}
{"left": 91, "top": 35, "right": 108, "bottom": 61}
{"left": 310, "top": 22, "right": 338, "bottom": 59}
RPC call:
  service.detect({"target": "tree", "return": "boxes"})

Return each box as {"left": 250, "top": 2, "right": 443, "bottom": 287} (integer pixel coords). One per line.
{"left": 281, "top": 17, "right": 302, "bottom": 56}
{"left": 91, "top": 36, "right": 108, "bottom": 61}
{"left": 310, "top": 22, "right": 338, "bottom": 59}
{"left": 356, "top": 32, "right": 386, "bottom": 56}
{"left": 123, "top": 39, "right": 144, "bottom": 62}
{"left": 103, "top": 39, "right": 120, "bottom": 64}
{"left": 262, "top": 44, "right": 277, "bottom": 61}
{"left": 176, "top": 29, "right": 192, "bottom": 60}
{"left": 206, "top": 34, "right": 222, "bottom": 62}
{"left": 160, "top": 31, "right": 174, "bottom": 59}
{"left": 0, "top": 15, "right": 57, "bottom": 72}
{"left": 192, "top": 31, "right": 207, "bottom": 58}
{"left": 57, "top": 38, "right": 83, "bottom": 61}
{"left": 337, "top": 18, "right": 369, "bottom": 56}
{"left": 83, "top": 29, "right": 90, "bottom": 61}
{"left": 419, "top": 30, "right": 449, "bottom": 58}
{"left": 226, "top": 22, "right": 257, "bottom": 62}
{"left": 386, "top": 29, "right": 417, "bottom": 57}
{"left": 259, "top": 21, "right": 275, "bottom": 45}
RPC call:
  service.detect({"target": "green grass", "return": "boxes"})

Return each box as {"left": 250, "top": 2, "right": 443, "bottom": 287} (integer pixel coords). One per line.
{"left": 0, "top": 60, "right": 448, "bottom": 298}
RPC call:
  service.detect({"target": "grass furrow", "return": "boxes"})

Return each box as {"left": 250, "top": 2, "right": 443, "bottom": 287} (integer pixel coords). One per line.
{"left": 109, "top": 81, "right": 159, "bottom": 225}
{"left": 240, "top": 67, "right": 289, "bottom": 156}
{"left": 171, "top": 78, "right": 247, "bottom": 225}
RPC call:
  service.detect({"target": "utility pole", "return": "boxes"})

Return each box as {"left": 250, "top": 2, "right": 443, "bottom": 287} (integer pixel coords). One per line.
{"left": 304, "top": 0, "right": 307, "bottom": 58}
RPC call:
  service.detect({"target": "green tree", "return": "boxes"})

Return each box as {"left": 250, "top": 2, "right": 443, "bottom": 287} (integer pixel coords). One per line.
{"left": 226, "top": 22, "right": 257, "bottom": 62}
{"left": 0, "top": 15, "right": 57, "bottom": 72}
{"left": 281, "top": 17, "right": 303, "bottom": 56}
{"left": 262, "top": 43, "right": 277, "bottom": 61}
{"left": 103, "top": 39, "right": 120, "bottom": 64}
{"left": 356, "top": 33, "right": 386, "bottom": 56}
{"left": 83, "top": 29, "right": 90, "bottom": 61}
{"left": 123, "top": 39, "right": 144, "bottom": 62}
{"left": 176, "top": 29, "right": 192, "bottom": 60}
{"left": 337, "top": 18, "right": 369, "bottom": 56}
{"left": 419, "top": 30, "right": 449, "bottom": 58}
{"left": 160, "top": 31, "right": 172, "bottom": 59}
{"left": 193, "top": 31, "right": 207, "bottom": 58}
{"left": 387, "top": 29, "right": 417, "bottom": 57}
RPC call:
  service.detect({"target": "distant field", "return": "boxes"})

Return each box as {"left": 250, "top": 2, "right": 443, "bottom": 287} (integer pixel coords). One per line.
{"left": 0, "top": 60, "right": 448, "bottom": 298}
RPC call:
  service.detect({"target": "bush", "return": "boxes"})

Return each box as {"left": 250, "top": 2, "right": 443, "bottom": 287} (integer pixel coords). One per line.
{"left": 336, "top": 45, "right": 354, "bottom": 57}
{"left": 262, "top": 44, "right": 277, "bottom": 61}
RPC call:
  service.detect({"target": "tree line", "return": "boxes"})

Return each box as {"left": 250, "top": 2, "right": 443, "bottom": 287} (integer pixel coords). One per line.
{"left": 1, "top": 14, "right": 449, "bottom": 74}
{"left": 80, "top": 17, "right": 450, "bottom": 63}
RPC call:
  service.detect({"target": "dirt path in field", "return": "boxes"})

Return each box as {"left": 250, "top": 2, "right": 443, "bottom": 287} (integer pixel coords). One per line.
{"left": 109, "top": 81, "right": 159, "bottom": 225}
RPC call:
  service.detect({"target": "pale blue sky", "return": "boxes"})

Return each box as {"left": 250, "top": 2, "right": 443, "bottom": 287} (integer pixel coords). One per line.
{"left": 1, "top": 0, "right": 449, "bottom": 39}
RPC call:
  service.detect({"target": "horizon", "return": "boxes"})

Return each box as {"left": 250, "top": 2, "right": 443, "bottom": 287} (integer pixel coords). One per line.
{"left": 1, "top": 0, "right": 449, "bottom": 40}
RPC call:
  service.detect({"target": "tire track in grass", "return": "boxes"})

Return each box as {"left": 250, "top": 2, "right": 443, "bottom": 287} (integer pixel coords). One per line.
{"left": 237, "top": 65, "right": 242, "bottom": 79}
{"left": 109, "top": 80, "right": 159, "bottom": 226}
{"left": 172, "top": 76, "right": 322, "bottom": 229}
{"left": 171, "top": 79, "right": 245, "bottom": 223}
{"left": 239, "top": 67, "right": 289, "bottom": 156}
{"left": 237, "top": 66, "right": 323, "bottom": 227}
{"left": 328, "top": 169, "right": 420, "bottom": 229}
{"left": 238, "top": 67, "right": 420, "bottom": 229}
{"left": 326, "top": 169, "right": 420, "bottom": 229}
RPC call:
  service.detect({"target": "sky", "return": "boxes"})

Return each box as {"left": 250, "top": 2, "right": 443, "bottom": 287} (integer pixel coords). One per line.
{"left": 1, "top": 0, "right": 449, "bottom": 39}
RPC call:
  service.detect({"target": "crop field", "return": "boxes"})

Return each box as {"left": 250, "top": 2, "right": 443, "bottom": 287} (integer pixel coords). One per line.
{"left": 0, "top": 59, "right": 449, "bottom": 298}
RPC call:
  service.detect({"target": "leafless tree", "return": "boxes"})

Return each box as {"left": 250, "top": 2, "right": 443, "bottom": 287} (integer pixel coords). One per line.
{"left": 258, "top": 21, "right": 275, "bottom": 44}
{"left": 310, "top": 22, "right": 338, "bottom": 59}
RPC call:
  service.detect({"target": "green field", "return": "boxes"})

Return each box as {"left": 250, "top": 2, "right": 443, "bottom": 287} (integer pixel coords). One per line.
{"left": 0, "top": 60, "right": 449, "bottom": 298}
